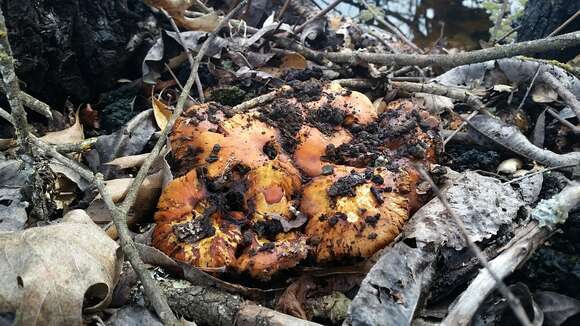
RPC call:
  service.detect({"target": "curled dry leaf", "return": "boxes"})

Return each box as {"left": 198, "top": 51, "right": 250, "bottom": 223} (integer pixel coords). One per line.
{"left": 0, "top": 210, "right": 122, "bottom": 326}
{"left": 40, "top": 110, "right": 84, "bottom": 145}
{"left": 532, "top": 83, "right": 558, "bottom": 103}
{"left": 152, "top": 97, "right": 172, "bottom": 130}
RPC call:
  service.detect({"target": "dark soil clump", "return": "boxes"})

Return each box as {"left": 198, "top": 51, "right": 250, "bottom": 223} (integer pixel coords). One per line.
{"left": 443, "top": 145, "right": 502, "bottom": 172}
{"left": 288, "top": 79, "right": 323, "bottom": 103}
{"left": 306, "top": 104, "right": 346, "bottom": 135}
{"left": 258, "top": 98, "right": 305, "bottom": 153}
{"left": 328, "top": 172, "right": 366, "bottom": 197}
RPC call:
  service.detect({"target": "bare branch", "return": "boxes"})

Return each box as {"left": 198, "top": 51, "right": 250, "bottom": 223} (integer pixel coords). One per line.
{"left": 292, "top": 31, "right": 580, "bottom": 68}
{"left": 0, "top": 7, "right": 30, "bottom": 152}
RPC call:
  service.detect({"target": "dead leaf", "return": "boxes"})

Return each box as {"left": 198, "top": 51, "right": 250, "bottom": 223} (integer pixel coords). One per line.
{"left": 0, "top": 160, "right": 31, "bottom": 232}
{"left": 85, "top": 109, "right": 156, "bottom": 177}
{"left": 405, "top": 171, "right": 525, "bottom": 249}
{"left": 88, "top": 171, "right": 164, "bottom": 224}
{"left": 280, "top": 53, "right": 307, "bottom": 70}
{"left": 40, "top": 110, "right": 84, "bottom": 145}
{"left": 533, "top": 109, "right": 546, "bottom": 147}
{"left": 152, "top": 97, "right": 172, "bottom": 130}
{"left": 177, "top": 12, "right": 221, "bottom": 32}
{"left": 532, "top": 83, "right": 558, "bottom": 103}
{"left": 535, "top": 291, "right": 580, "bottom": 326}
{"left": 0, "top": 210, "right": 122, "bottom": 326}
{"left": 413, "top": 93, "right": 454, "bottom": 113}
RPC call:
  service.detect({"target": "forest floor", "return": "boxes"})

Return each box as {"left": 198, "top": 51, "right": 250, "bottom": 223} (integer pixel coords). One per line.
{"left": 0, "top": 1, "right": 579, "bottom": 326}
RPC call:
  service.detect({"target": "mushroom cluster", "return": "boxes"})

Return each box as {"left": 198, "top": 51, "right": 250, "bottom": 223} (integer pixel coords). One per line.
{"left": 152, "top": 81, "right": 441, "bottom": 279}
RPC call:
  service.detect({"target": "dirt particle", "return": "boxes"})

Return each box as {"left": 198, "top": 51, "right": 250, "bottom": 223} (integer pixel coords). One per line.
{"left": 328, "top": 172, "right": 366, "bottom": 197}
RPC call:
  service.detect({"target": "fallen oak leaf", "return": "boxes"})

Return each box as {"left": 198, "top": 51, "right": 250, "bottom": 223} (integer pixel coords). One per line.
{"left": 0, "top": 210, "right": 122, "bottom": 326}
{"left": 152, "top": 97, "right": 172, "bottom": 130}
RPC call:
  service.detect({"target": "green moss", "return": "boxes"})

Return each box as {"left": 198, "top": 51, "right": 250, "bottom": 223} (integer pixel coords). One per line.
{"left": 209, "top": 86, "right": 247, "bottom": 106}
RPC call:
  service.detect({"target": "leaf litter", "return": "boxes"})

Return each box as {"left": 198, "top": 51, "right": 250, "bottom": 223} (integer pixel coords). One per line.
{"left": 0, "top": 1, "right": 579, "bottom": 325}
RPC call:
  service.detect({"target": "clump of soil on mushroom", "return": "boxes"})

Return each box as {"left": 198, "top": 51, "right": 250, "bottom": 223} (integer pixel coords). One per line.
{"left": 258, "top": 98, "right": 305, "bottom": 153}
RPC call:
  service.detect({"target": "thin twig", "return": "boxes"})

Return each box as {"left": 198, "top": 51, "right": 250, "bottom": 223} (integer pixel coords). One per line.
{"left": 295, "top": 0, "right": 343, "bottom": 33}
{"left": 539, "top": 70, "right": 580, "bottom": 120}
{"left": 231, "top": 85, "right": 293, "bottom": 113}
{"left": 516, "top": 65, "right": 542, "bottom": 111}
{"left": 490, "top": 0, "right": 509, "bottom": 42}
{"left": 545, "top": 108, "right": 580, "bottom": 134}
{"left": 416, "top": 166, "right": 533, "bottom": 326}
{"left": 547, "top": 8, "right": 580, "bottom": 37}
{"left": 504, "top": 163, "right": 576, "bottom": 185}
{"left": 358, "top": 0, "right": 422, "bottom": 53}
{"left": 495, "top": 25, "right": 522, "bottom": 44}
{"left": 443, "top": 110, "right": 479, "bottom": 146}
{"left": 54, "top": 137, "right": 98, "bottom": 153}
{"left": 0, "top": 7, "right": 30, "bottom": 152}
{"left": 277, "top": 0, "right": 292, "bottom": 20}
{"left": 284, "top": 31, "right": 580, "bottom": 68}
{"left": 391, "top": 81, "right": 487, "bottom": 110}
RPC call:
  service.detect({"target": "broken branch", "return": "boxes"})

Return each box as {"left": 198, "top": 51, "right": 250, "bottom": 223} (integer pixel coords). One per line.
{"left": 300, "top": 31, "right": 580, "bottom": 68}
{"left": 0, "top": 7, "right": 30, "bottom": 152}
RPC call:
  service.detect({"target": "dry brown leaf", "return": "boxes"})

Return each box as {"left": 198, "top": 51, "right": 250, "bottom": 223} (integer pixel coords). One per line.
{"left": 152, "top": 97, "right": 172, "bottom": 130}
{"left": 104, "top": 153, "right": 150, "bottom": 170}
{"left": 280, "top": 53, "right": 307, "bottom": 70}
{"left": 0, "top": 210, "right": 121, "bottom": 326}
{"left": 40, "top": 110, "right": 84, "bottom": 145}
{"left": 531, "top": 83, "right": 558, "bottom": 103}
{"left": 177, "top": 12, "right": 221, "bottom": 32}
{"left": 88, "top": 171, "right": 164, "bottom": 224}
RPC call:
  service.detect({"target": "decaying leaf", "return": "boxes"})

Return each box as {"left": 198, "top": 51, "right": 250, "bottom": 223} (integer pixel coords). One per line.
{"left": 142, "top": 31, "right": 230, "bottom": 84}
{"left": 152, "top": 97, "right": 172, "bottom": 130}
{"left": 0, "top": 210, "right": 122, "bottom": 326}
{"left": 413, "top": 93, "right": 455, "bottom": 113}
{"left": 87, "top": 171, "right": 164, "bottom": 224}
{"left": 280, "top": 53, "right": 307, "bottom": 70}
{"left": 85, "top": 109, "right": 156, "bottom": 177}
{"left": 405, "top": 171, "right": 525, "bottom": 249}
{"left": 532, "top": 83, "right": 558, "bottom": 103}
{"left": 535, "top": 291, "right": 580, "bottom": 326}
{"left": 0, "top": 160, "right": 31, "bottom": 232}
{"left": 435, "top": 59, "right": 580, "bottom": 99}
{"left": 40, "top": 110, "right": 84, "bottom": 145}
